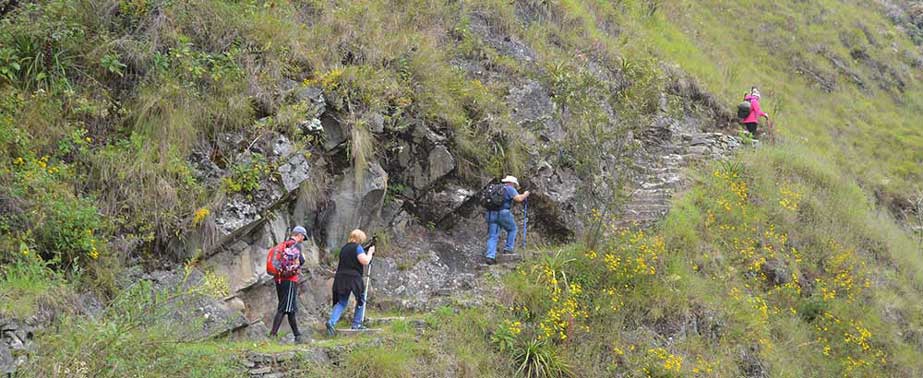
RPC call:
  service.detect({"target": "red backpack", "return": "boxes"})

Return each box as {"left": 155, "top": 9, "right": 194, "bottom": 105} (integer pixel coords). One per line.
{"left": 265, "top": 240, "right": 301, "bottom": 278}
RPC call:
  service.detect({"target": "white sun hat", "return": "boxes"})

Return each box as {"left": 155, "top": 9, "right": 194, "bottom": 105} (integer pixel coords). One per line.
{"left": 500, "top": 176, "right": 519, "bottom": 187}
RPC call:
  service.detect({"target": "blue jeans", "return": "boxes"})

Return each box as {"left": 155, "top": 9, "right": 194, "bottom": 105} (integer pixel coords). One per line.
{"left": 485, "top": 210, "right": 517, "bottom": 259}
{"left": 327, "top": 293, "right": 364, "bottom": 329}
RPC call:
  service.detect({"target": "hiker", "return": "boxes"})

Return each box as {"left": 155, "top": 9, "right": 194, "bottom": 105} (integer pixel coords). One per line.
{"left": 326, "top": 229, "right": 375, "bottom": 336}
{"left": 740, "top": 86, "right": 769, "bottom": 137}
{"left": 484, "top": 176, "right": 530, "bottom": 265}
{"left": 269, "top": 226, "right": 308, "bottom": 343}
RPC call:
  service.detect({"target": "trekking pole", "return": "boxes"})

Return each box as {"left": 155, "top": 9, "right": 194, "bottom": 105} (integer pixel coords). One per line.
{"left": 359, "top": 261, "right": 371, "bottom": 325}
{"left": 769, "top": 119, "right": 777, "bottom": 145}
{"left": 522, "top": 198, "right": 528, "bottom": 250}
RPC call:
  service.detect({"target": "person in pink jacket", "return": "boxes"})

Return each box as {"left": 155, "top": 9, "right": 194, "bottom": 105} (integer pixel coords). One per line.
{"left": 742, "top": 86, "right": 769, "bottom": 137}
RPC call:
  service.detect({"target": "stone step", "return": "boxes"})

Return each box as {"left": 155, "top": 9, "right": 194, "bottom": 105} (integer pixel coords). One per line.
{"left": 632, "top": 187, "right": 674, "bottom": 195}
{"left": 365, "top": 317, "right": 428, "bottom": 328}
{"left": 625, "top": 200, "right": 672, "bottom": 208}
{"left": 335, "top": 328, "right": 384, "bottom": 336}
{"left": 496, "top": 253, "right": 523, "bottom": 264}
{"left": 475, "top": 253, "right": 523, "bottom": 268}
{"left": 622, "top": 206, "right": 671, "bottom": 215}
{"left": 621, "top": 211, "right": 669, "bottom": 221}
{"left": 365, "top": 316, "right": 407, "bottom": 325}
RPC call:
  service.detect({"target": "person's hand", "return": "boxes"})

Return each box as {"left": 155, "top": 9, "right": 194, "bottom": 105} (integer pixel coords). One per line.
{"left": 368, "top": 246, "right": 375, "bottom": 256}
{"left": 524, "top": 191, "right": 531, "bottom": 197}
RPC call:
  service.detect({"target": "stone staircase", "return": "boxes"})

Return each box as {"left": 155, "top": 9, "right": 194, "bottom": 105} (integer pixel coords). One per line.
{"left": 617, "top": 120, "right": 742, "bottom": 228}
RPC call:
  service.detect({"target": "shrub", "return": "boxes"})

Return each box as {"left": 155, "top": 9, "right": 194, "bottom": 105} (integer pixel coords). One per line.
{"left": 222, "top": 153, "right": 271, "bottom": 195}
{"left": 21, "top": 268, "right": 236, "bottom": 378}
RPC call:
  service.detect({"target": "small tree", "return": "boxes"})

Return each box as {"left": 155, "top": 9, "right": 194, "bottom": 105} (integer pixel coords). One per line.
{"left": 547, "top": 58, "right": 662, "bottom": 248}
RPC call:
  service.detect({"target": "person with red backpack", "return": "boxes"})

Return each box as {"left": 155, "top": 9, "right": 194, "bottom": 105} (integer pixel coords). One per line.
{"left": 739, "top": 86, "right": 770, "bottom": 138}
{"left": 266, "top": 226, "right": 308, "bottom": 343}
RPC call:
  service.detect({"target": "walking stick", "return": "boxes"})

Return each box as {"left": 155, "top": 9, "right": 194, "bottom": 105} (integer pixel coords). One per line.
{"left": 768, "top": 119, "right": 776, "bottom": 145}
{"left": 522, "top": 198, "right": 528, "bottom": 249}
{"left": 359, "top": 261, "right": 371, "bottom": 325}
{"left": 358, "top": 237, "right": 377, "bottom": 325}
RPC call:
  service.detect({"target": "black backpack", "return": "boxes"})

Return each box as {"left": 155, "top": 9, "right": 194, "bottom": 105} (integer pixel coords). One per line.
{"left": 479, "top": 183, "right": 507, "bottom": 211}
{"left": 737, "top": 100, "right": 752, "bottom": 121}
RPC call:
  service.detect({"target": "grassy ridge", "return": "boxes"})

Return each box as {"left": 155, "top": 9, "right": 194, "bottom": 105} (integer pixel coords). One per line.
{"left": 646, "top": 1, "right": 923, "bottom": 194}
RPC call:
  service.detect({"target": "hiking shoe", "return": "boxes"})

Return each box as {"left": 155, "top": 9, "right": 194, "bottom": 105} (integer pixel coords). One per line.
{"left": 294, "top": 335, "right": 310, "bottom": 344}
{"left": 486, "top": 257, "right": 496, "bottom": 265}
{"left": 325, "top": 322, "right": 336, "bottom": 337}
{"left": 501, "top": 249, "right": 514, "bottom": 254}
{"left": 351, "top": 324, "right": 368, "bottom": 330}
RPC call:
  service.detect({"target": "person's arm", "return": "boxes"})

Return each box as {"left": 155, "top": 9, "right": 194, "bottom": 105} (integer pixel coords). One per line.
{"left": 753, "top": 100, "right": 768, "bottom": 119}
{"left": 293, "top": 243, "right": 306, "bottom": 265}
{"left": 513, "top": 191, "right": 530, "bottom": 203}
{"left": 357, "top": 245, "right": 375, "bottom": 266}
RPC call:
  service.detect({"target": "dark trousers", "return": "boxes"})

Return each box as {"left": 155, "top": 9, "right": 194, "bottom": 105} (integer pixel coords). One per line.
{"left": 744, "top": 122, "right": 758, "bottom": 137}
{"left": 270, "top": 280, "right": 300, "bottom": 337}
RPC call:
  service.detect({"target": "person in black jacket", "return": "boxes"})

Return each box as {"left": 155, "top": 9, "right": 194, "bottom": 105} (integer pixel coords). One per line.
{"left": 326, "top": 229, "right": 375, "bottom": 336}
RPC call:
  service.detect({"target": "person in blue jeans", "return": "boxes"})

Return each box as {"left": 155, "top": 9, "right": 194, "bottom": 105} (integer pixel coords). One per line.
{"left": 485, "top": 176, "right": 530, "bottom": 265}
{"left": 326, "top": 229, "right": 375, "bottom": 336}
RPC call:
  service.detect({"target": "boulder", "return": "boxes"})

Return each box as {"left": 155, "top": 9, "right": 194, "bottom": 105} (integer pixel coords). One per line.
{"left": 292, "top": 86, "right": 326, "bottom": 118}
{"left": 413, "top": 185, "right": 474, "bottom": 224}
{"left": 365, "top": 113, "right": 385, "bottom": 134}
{"left": 411, "top": 145, "right": 455, "bottom": 190}
{"left": 141, "top": 269, "right": 250, "bottom": 341}
{"left": 321, "top": 114, "right": 348, "bottom": 151}
{"left": 371, "top": 250, "right": 451, "bottom": 311}
{"left": 427, "top": 145, "right": 456, "bottom": 184}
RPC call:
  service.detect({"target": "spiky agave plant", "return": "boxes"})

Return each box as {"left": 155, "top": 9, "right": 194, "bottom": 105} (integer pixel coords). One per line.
{"left": 513, "top": 338, "right": 574, "bottom": 378}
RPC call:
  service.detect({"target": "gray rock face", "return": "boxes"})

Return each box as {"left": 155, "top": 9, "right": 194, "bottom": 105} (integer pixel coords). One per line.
{"left": 141, "top": 269, "right": 250, "bottom": 341}
{"left": 321, "top": 114, "right": 348, "bottom": 151}
{"left": 409, "top": 145, "right": 455, "bottom": 190}
{"left": 365, "top": 113, "right": 385, "bottom": 134}
{"left": 427, "top": 145, "right": 456, "bottom": 184}
{"left": 323, "top": 162, "right": 388, "bottom": 249}
{"left": 468, "top": 12, "right": 536, "bottom": 63}
{"left": 178, "top": 132, "right": 313, "bottom": 261}
{"left": 277, "top": 153, "right": 311, "bottom": 193}
{"left": 292, "top": 86, "right": 326, "bottom": 118}
{"left": 507, "top": 80, "right": 562, "bottom": 142}
{"left": 415, "top": 185, "right": 475, "bottom": 224}
{"left": 0, "top": 318, "right": 31, "bottom": 375}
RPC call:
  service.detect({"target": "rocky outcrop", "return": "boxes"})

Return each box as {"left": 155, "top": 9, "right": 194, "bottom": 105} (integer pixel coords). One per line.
{"left": 140, "top": 269, "right": 251, "bottom": 341}
{"left": 321, "top": 162, "right": 388, "bottom": 250}
{"left": 1, "top": 318, "right": 31, "bottom": 376}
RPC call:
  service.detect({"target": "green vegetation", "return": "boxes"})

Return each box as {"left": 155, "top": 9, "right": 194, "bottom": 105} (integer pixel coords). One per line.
{"left": 19, "top": 264, "right": 235, "bottom": 378}
{"left": 3, "top": 0, "right": 923, "bottom": 377}
{"left": 0, "top": 256, "right": 73, "bottom": 319}
{"left": 463, "top": 143, "right": 923, "bottom": 376}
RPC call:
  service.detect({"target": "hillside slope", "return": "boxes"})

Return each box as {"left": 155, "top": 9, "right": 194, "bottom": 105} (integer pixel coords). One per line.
{"left": 2, "top": 0, "right": 923, "bottom": 377}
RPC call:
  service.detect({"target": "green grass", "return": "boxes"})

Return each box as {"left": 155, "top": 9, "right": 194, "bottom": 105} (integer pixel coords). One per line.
{"left": 0, "top": 257, "right": 72, "bottom": 318}
{"left": 4, "top": 0, "right": 923, "bottom": 376}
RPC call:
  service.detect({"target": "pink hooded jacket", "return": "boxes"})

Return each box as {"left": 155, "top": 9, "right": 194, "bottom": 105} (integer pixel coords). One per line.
{"left": 742, "top": 95, "right": 767, "bottom": 124}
